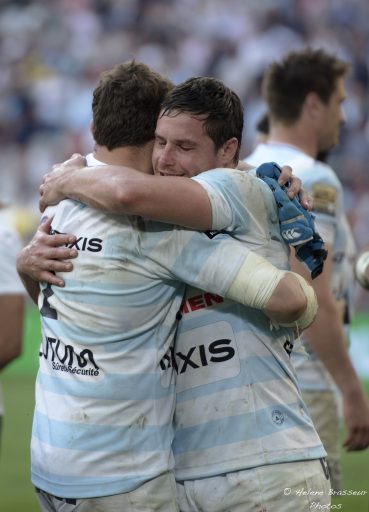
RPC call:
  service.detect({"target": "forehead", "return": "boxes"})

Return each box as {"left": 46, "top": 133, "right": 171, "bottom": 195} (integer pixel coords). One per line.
{"left": 156, "top": 111, "right": 210, "bottom": 142}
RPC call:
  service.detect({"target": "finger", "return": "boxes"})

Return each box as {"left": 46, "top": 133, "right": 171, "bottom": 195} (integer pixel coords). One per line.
{"left": 39, "top": 216, "right": 53, "bottom": 233}
{"left": 277, "top": 165, "right": 293, "bottom": 186}
{"left": 42, "top": 246, "right": 78, "bottom": 259}
{"left": 343, "top": 428, "right": 369, "bottom": 451}
{"left": 39, "top": 198, "right": 46, "bottom": 213}
{"left": 351, "top": 429, "right": 369, "bottom": 451}
{"left": 343, "top": 429, "right": 357, "bottom": 450}
{"left": 47, "top": 235, "right": 77, "bottom": 249}
{"left": 38, "top": 271, "right": 66, "bottom": 287}
{"left": 43, "top": 259, "right": 75, "bottom": 273}
{"left": 65, "top": 154, "right": 86, "bottom": 167}
{"left": 36, "top": 229, "right": 76, "bottom": 247}
{"left": 285, "top": 176, "right": 302, "bottom": 199}
{"left": 39, "top": 196, "right": 50, "bottom": 213}
{"left": 299, "top": 190, "right": 313, "bottom": 211}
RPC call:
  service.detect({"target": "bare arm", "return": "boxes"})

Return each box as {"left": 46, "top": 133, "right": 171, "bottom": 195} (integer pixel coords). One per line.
{"left": 39, "top": 156, "right": 213, "bottom": 230}
{"left": 16, "top": 217, "right": 78, "bottom": 303}
{"left": 0, "top": 294, "right": 24, "bottom": 370}
{"left": 291, "top": 246, "right": 369, "bottom": 451}
{"left": 39, "top": 156, "right": 311, "bottom": 230}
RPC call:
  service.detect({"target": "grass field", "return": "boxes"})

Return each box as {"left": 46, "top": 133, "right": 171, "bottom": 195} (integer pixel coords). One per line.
{"left": 1, "top": 305, "right": 369, "bottom": 511}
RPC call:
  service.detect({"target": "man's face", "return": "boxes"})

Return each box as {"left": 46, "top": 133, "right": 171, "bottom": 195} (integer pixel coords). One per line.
{"left": 153, "top": 111, "right": 229, "bottom": 178}
{"left": 317, "top": 77, "right": 347, "bottom": 152}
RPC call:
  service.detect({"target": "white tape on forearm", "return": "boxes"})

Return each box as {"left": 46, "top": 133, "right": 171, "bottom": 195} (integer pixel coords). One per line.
{"left": 278, "top": 273, "right": 318, "bottom": 331}
{"left": 227, "top": 252, "right": 287, "bottom": 310}
{"left": 355, "top": 251, "right": 369, "bottom": 289}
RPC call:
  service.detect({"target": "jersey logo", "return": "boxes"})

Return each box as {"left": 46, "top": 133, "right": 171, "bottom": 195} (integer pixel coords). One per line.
{"left": 204, "top": 230, "right": 228, "bottom": 239}
{"left": 283, "top": 340, "right": 294, "bottom": 357}
{"left": 51, "top": 228, "right": 103, "bottom": 252}
{"left": 40, "top": 336, "right": 100, "bottom": 376}
{"left": 312, "top": 183, "right": 337, "bottom": 216}
{"left": 272, "top": 409, "right": 285, "bottom": 425}
{"left": 178, "top": 292, "right": 224, "bottom": 318}
{"left": 160, "top": 339, "right": 235, "bottom": 375}
{"left": 282, "top": 228, "right": 301, "bottom": 241}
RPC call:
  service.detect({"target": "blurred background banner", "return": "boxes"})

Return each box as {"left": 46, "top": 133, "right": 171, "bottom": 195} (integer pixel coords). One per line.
{"left": 1, "top": 1, "right": 369, "bottom": 511}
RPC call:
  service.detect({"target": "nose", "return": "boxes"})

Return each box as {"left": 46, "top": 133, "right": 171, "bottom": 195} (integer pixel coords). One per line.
{"left": 158, "top": 144, "right": 175, "bottom": 167}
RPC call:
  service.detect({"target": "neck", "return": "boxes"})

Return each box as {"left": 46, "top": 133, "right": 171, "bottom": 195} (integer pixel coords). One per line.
{"left": 268, "top": 121, "right": 318, "bottom": 158}
{"left": 93, "top": 142, "right": 154, "bottom": 174}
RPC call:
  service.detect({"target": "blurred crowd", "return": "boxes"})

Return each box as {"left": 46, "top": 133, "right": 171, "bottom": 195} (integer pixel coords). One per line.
{"left": 1, "top": 0, "right": 369, "bottom": 308}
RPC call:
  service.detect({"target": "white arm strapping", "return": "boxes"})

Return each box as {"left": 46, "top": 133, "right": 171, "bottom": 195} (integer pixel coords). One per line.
{"left": 227, "top": 252, "right": 287, "bottom": 310}
{"left": 227, "top": 252, "right": 318, "bottom": 332}
{"left": 278, "top": 273, "right": 318, "bottom": 331}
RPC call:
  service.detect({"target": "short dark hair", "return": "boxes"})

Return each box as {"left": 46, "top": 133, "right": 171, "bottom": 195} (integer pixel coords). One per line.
{"left": 262, "top": 48, "right": 350, "bottom": 124}
{"left": 256, "top": 112, "right": 269, "bottom": 135}
{"left": 160, "top": 77, "right": 244, "bottom": 164}
{"left": 92, "top": 61, "right": 173, "bottom": 150}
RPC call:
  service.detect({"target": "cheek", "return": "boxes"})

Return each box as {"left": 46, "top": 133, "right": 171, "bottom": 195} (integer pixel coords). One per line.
{"left": 180, "top": 155, "right": 203, "bottom": 178}
{"left": 152, "top": 143, "right": 163, "bottom": 158}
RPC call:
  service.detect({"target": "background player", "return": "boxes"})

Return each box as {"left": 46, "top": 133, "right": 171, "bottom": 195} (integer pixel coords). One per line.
{"left": 246, "top": 47, "right": 369, "bottom": 491}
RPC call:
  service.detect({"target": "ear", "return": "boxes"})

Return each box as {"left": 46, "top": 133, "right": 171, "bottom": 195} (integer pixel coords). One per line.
{"left": 219, "top": 137, "right": 239, "bottom": 166}
{"left": 304, "top": 92, "right": 322, "bottom": 121}
{"left": 90, "top": 120, "right": 95, "bottom": 137}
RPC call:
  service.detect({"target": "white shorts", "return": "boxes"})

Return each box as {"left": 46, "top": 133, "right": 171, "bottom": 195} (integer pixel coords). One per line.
{"left": 176, "top": 459, "right": 331, "bottom": 512}
{"left": 36, "top": 471, "right": 179, "bottom": 512}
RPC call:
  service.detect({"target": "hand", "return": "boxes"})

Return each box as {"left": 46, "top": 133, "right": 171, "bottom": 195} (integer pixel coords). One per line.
{"left": 16, "top": 217, "right": 78, "bottom": 287}
{"left": 342, "top": 389, "right": 369, "bottom": 451}
{"left": 277, "top": 165, "right": 313, "bottom": 211}
{"left": 39, "top": 154, "right": 86, "bottom": 212}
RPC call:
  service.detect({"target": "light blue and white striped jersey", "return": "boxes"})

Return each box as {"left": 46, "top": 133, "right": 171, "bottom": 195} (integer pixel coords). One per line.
{"left": 172, "top": 168, "right": 325, "bottom": 481}
{"left": 32, "top": 155, "right": 258, "bottom": 499}
{"left": 247, "top": 143, "right": 356, "bottom": 391}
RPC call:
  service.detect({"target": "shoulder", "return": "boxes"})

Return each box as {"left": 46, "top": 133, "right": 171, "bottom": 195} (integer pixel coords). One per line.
{"left": 194, "top": 167, "right": 260, "bottom": 187}
{"left": 304, "top": 162, "right": 341, "bottom": 217}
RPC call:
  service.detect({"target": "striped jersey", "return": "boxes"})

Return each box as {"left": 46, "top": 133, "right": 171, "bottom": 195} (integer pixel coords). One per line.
{"left": 32, "top": 155, "right": 256, "bottom": 498}
{"left": 172, "top": 168, "right": 325, "bottom": 481}
{"left": 247, "top": 143, "right": 356, "bottom": 391}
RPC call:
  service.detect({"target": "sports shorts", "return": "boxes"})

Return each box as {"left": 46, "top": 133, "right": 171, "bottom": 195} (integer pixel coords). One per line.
{"left": 176, "top": 458, "right": 330, "bottom": 512}
{"left": 35, "top": 471, "right": 179, "bottom": 512}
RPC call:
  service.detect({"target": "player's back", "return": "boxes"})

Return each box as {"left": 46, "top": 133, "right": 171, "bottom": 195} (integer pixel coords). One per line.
{"left": 33, "top": 198, "right": 184, "bottom": 498}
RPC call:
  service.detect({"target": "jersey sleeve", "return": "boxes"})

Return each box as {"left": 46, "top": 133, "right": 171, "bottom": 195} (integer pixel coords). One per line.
{"left": 141, "top": 223, "right": 252, "bottom": 298}
{"left": 191, "top": 171, "right": 234, "bottom": 230}
{"left": 0, "top": 225, "right": 24, "bottom": 294}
